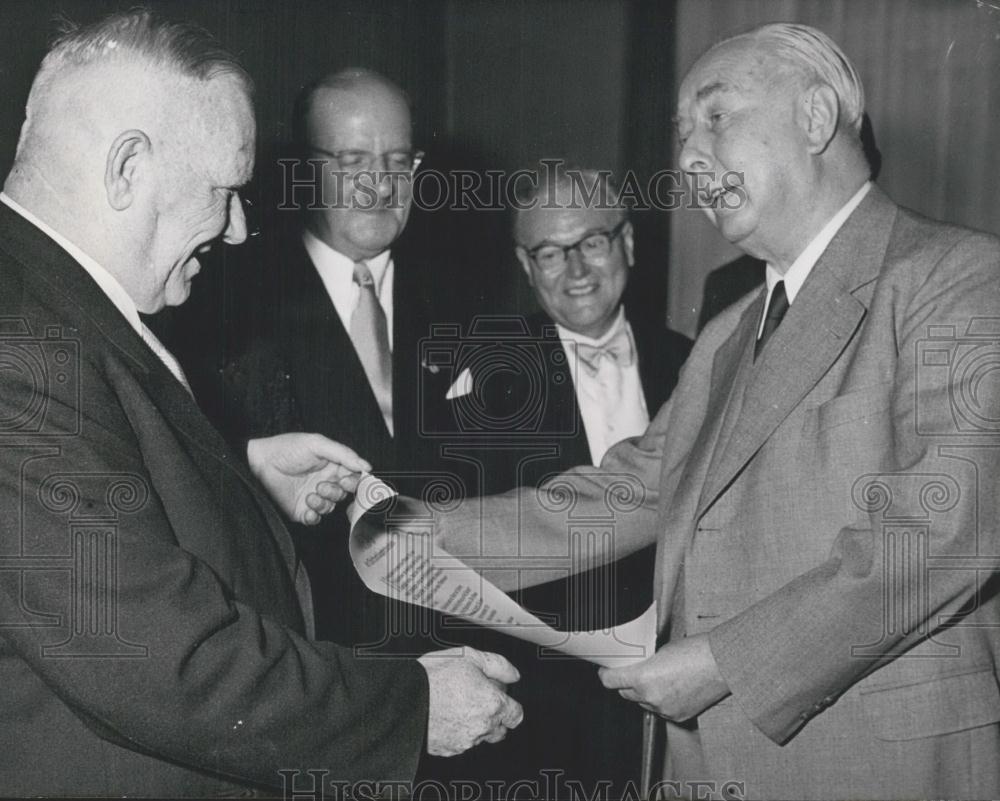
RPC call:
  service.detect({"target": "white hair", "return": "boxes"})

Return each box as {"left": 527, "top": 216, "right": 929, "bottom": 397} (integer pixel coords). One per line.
{"left": 17, "top": 8, "right": 251, "bottom": 160}
{"left": 721, "top": 22, "right": 865, "bottom": 134}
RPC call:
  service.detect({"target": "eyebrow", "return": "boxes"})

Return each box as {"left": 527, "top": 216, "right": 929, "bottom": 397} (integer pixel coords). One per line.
{"left": 673, "top": 80, "right": 738, "bottom": 127}
{"left": 695, "top": 81, "right": 735, "bottom": 103}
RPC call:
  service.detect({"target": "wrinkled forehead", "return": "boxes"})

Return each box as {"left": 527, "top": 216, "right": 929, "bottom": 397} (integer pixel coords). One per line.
{"left": 516, "top": 201, "right": 622, "bottom": 246}
{"left": 678, "top": 39, "right": 783, "bottom": 110}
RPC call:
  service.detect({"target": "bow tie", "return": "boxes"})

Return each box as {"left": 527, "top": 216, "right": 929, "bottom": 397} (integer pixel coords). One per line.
{"left": 574, "top": 325, "right": 635, "bottom": 376}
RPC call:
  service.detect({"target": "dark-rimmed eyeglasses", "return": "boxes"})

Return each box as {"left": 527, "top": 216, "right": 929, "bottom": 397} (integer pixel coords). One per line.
{"left": 525, "top": 220, "right": 628, "bottom": 275}
{"left": 309, "top": 146, "right": 425, "bottom": 174}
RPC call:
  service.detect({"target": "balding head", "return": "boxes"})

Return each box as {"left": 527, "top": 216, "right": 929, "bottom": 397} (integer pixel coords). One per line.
{"left": 294, "top": 69, "right": 415, "bottom": 261}
{"left": 6, "top": 10, "right": 256, "bottom": 312}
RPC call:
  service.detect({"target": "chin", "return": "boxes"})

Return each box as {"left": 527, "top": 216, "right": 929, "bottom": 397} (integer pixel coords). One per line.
{"left": 165, "top": 282, "right": 193, "bottom": 308}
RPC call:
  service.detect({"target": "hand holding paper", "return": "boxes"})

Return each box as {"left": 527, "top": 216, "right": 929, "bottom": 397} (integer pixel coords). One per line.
{"left": 247, "top": 433, "right": 371, "bottom": 525}
{"left": 598, "top": 633, "right": 730, "bottom": 720}
{"left": 418, "top": 647, "right": 523, "bottom": 756}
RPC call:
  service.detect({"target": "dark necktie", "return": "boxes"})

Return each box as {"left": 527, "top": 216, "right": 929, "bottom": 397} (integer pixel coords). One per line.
{"left": 754, "top": 280, "right": 789, "bottom": 360}
{"left": 350, "top": 261, "right": 394, "bottom": 434}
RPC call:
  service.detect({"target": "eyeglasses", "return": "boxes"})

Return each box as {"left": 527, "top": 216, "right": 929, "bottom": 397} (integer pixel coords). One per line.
{"left": 227, "top": 193, "right": 261, "bottom": 239}
{"left": 309, "top": 146, "right": 425, "bottom": 174}
{"left": 525, "top": 221, "right": 628, "bottom": 275}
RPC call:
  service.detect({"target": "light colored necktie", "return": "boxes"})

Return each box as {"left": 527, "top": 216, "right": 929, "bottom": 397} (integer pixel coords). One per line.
{"left": 139, "top": 322, "right": 193, "bottom": 397}
{"left": 574, "top": 324, "right": 635, "bottom": 377}
{"left": 349, "top": 261, "right": 394, "bottom": 435}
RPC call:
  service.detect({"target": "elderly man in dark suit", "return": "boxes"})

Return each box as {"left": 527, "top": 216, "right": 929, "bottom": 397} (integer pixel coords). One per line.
{"left": 0, "top": 11, "right": 522, "bottom": 796}
{"left": 423, "top": 167, "right": 690, "bottom": 794}
{"left": 431, "top": 23, "right": 1000, "bottom": 800}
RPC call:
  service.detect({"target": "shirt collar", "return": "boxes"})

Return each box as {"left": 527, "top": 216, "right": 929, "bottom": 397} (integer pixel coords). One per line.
{"left": 302, "top": 228, "right": 392, "bottom": 293}
{"left": 0, "top": 192, "right": 143, "bottom": 333}
{"left": 765, "top": 181, "right": 872, "bottom": 302}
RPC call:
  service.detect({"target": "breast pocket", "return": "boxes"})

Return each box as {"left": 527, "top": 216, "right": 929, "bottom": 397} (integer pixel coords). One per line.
{"left": 802, "top": 382, "right": 896, "bottom": 520}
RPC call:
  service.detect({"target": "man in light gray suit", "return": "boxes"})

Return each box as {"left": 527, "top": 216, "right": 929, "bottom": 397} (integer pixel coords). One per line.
{"left": 432, "top": 23, "right": 1000, "bottom": 800}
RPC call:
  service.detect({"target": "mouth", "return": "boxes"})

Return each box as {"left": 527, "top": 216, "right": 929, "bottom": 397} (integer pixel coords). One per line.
{"left": 704, "top": 180, "right": 746, "bottom": 213}
{"left": 566, "top": 283, "right": 599, "bottom": 298}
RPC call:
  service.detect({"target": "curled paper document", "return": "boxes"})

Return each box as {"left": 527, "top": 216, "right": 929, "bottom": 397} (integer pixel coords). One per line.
{"left": 348, "top": 474, "right": 656, "bottom": 667}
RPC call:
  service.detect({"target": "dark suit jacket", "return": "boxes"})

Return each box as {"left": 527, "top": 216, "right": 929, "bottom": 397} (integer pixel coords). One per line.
{"left": 698, "top": 254, "right": 765, "bottom": 332}
{"left": 215, "top": 221, "right": 467, "bottom": 646}
{"left": 422, "top": 310, "right": 691, "bottom": 792}
{"left": 0, "top": 204, "right": 428, "bottom": 796}
{"left": 438, "top": 187, "right": 1000, "bottom": 799}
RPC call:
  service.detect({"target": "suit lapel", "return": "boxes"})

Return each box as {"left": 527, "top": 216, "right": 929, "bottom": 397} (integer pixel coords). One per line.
{"left": 695, "top": 187, "right": 896, "bottom": 518}
{"left": 0, "top": 205, "right": 303, "bottom": 588}
{"left": 537, "top": 314, "right": 593, "bottom": 466}
{"left": 631, "top": 318, "right": 664, "bottom": 413}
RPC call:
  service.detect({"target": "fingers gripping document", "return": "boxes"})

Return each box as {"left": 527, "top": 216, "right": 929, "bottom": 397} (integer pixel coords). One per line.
{"left": 348, "top": 474, "right": 656, "bottom": 667}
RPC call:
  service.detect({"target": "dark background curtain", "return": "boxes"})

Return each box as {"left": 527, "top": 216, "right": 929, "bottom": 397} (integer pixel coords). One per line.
{"left": 0, "top": 0, "right": 996, "bottom": 336}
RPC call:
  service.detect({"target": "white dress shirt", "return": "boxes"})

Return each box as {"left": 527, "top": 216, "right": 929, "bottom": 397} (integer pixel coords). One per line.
{"left": 0, "top": 192, "right": 191, "bottom": 393}
{"left": 557, "top": 307, "right": 650, "bottom": 465}
{"left": 302, "top": 228, "right": 394, "bottom": 347}
{"left": 759, "top": 181, "right": 872, "bottom": 336}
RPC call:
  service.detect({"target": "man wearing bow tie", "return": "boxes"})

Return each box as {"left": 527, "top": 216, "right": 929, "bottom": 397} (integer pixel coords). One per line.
{"left": 512, "top": 168, "right": 691, "bottom": 471}
{"left": 429, "top": 166, "right": 690, "bottom": 792}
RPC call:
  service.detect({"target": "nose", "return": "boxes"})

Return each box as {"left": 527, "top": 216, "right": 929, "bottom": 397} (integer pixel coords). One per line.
{"left": 223, "top": 192, "right": 248, "bottom": 245}
{"left": 374, "top": 169, "right": 395, "bottom": 199}
{"left": 679, "top": 128, "right": 712, "bottom": 176}
{"left": 565, "top": 248, "right": 591, "bottom": 279}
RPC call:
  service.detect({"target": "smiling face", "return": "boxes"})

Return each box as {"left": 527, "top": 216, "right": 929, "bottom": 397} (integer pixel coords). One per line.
{"left": 305, "top": 79, "right": 413, "bottom": 261}
{"left": 675, "top": 40, "right": 814, "bottom": 264}
{"left": 515, "top": 203, "right": 633, "bottom": 340}
{"left": 143, "top": 75, "right": 255, "bottom": 311}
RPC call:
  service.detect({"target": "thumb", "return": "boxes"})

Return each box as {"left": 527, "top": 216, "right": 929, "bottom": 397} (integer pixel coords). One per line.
{"left": 597, "top": 664, "right": 635, "bottom": 690}
{"left": 304, "top": 434, "right": 372, "bottom": 473}
{"left": 465, "top": 648, "right": 520, "bottom": 684}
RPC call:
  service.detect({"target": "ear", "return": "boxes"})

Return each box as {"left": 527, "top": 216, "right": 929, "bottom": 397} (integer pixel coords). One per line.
{"left": 104, "top": 129, "right": 151, "bottom": 211}
{"left": 515, "top": 246, "right": 535, "bottom": 286}
{"left": 621, "top": 221, "right": 635, "bottom": 268}
{"left": 799, "top": 83, "right": 839, "bottom": 154}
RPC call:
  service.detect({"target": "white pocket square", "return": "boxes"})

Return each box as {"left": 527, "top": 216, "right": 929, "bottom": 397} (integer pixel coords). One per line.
{"left": 445, "top": 367, "right": 473, "bottom": 400}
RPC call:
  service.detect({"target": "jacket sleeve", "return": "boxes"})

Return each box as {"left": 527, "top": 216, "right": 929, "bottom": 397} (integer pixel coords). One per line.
{"left": 0, "top": 340, "right": 428, "bottom": 789}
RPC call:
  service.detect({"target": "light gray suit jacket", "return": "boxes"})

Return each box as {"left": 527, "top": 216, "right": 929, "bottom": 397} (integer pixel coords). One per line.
{"left": 436, "top": 187, "right": 1000, "bottom": 800}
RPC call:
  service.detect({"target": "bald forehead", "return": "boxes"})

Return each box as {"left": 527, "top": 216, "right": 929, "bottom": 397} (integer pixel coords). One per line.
{"left": 173, "top": 73, "right": 255, "bottom": 184}
{"left": 515, "top": 200, "right": 622, "bottom": 246}
{"left": 305, "top": 76, "right": 410, "bottom": 143}
{"left": 681, "top": 38, "right": 802, "bottom": 103}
